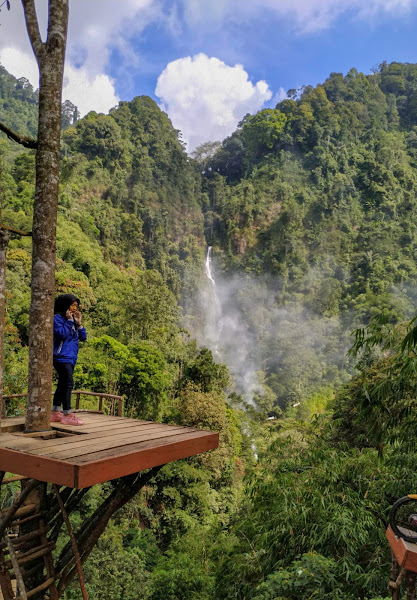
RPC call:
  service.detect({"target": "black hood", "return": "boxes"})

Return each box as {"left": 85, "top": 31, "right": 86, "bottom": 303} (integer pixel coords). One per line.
{"left": 54, "top": 294, "right": 80, "bottom": 316}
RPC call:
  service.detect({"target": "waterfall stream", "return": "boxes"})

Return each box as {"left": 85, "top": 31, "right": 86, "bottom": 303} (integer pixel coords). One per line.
{"left": 204, "top": 246, "right": 223, "bottom": 352}
{"left": 203, "top": 246, "right": 259, "bottom": 459}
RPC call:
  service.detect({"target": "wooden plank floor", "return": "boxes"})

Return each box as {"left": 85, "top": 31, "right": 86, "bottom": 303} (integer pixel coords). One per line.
{"left": 0, "top": 413, "right": 219, "bottom": 488}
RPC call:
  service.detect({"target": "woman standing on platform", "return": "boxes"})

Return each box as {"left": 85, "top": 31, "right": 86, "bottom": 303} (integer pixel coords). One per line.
{"left": 51, "top": 294, "right": 87, "bottom": 425}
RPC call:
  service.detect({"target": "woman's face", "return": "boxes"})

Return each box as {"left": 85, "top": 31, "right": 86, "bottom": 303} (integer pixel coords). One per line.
{"left": 69, "top": 301, "right": 79, "bottom": 314}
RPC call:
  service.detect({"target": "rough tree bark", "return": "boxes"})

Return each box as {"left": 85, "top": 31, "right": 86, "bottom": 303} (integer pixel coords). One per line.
{"left": 406, "top": 569, "right": 417, "bottom": 600}
{"left": 0, "top": 228, "right": 9, "bottom": 422}
{"left": 22, "top": 0, "right": 69, "bottom": 432}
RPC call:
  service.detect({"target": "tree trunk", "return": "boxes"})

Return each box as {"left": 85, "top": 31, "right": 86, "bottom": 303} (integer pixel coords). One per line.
{"left": 389, "top": 552, "right": 402, "bottom": 600}
{"left": 0, "top": 228, "right": 9, "bottom": 422}
{"left": 23, "top": 0, "right": 69, "bottom": 432}
{"left": 406, "top": 570, "right": 417, "bottom": 600}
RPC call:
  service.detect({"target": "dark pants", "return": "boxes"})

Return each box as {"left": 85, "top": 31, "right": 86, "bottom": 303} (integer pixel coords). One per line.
{"left": 53, "top": 361, "right": 74, "bottom": 412}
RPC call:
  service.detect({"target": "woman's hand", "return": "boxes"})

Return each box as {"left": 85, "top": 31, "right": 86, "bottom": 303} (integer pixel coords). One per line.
{"left": 73, "top": 311, "right": 82, "bottom": 327}
{"left": 66, "top": 309, "right": 73, "bottom": 320}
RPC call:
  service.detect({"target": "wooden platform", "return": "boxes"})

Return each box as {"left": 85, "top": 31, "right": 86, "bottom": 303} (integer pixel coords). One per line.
{"left": 386, "top": 525, "right": 417, "bottom": 572}
{"left": 0, "top": 413, "right": 219, "bottom": 489}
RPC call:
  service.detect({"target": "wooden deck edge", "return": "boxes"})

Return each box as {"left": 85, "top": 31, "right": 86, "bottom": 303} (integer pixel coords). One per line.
{"left": 75, "top": 432, "right": 219, "bottom": 488}
{"left": 0, "top": 446, "right": 76, "bottom": 487}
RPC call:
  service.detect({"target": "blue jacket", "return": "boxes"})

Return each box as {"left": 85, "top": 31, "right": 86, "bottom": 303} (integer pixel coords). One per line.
{"left": 53, "top": 314, "right": 87, "bottom": 365}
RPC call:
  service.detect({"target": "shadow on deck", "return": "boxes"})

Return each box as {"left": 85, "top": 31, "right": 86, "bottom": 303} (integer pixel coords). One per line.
{"left": 0, "top": 413, "right": 219, "bottom": 488}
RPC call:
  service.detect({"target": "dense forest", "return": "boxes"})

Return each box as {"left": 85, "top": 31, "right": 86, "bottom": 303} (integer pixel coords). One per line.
{"left": 3, "top": 61, "right": 417, "bottom": 598}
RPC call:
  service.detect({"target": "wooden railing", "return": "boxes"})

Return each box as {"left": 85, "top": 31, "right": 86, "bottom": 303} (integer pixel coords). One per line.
{"left": 72, "top": 390, "right": 123, "bottom": 416}
{"left": 3, "top": 390, "right": 124, "bottom": 417}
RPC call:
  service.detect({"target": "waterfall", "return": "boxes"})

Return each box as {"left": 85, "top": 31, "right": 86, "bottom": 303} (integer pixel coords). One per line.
{"left": 204, "top": 245, "right": 258, "bottom": 460}
{"left": 204, "top": 246, "right": 222, "bottom": 353}
{"left": 205, "top": 246, "right": 215, "bottom": 287}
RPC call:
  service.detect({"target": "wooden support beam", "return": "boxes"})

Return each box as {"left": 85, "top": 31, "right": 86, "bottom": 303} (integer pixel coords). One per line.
{"left": 21, "top": 576, "right": 57, "bottom": 599}
{"left": 53, "top": 484, "right": 88, "bottom": 599}
{"left": 4, "top": 542, "right": 55, "bottom": 569}
{"left": 0, "top": 476, "right": 29, "bottom": 486}
{"left": 5, "top": 534, "right": 27, "bottom": 600}
{"left": 1, "top": 504, "right": 37, "bottom": 520}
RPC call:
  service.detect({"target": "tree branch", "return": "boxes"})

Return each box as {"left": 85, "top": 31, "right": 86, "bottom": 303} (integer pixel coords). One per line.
{"left": 0, "top": 122, "right": 37, "bottom": 149}
{"left": 21, "top": 0, "right": 44, "bottom": 63}
{"left": 0, "top": 223, "right": 32, "bottom": 237}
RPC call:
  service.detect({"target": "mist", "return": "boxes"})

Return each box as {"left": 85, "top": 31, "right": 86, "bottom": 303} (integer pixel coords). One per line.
{"left": 198, "top": 247, "right": 355, "bottom": 408}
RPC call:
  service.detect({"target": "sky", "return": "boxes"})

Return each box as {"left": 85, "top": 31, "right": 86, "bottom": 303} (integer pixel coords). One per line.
{"left": 1, "top": 0, "right": 417, "bottom": 151}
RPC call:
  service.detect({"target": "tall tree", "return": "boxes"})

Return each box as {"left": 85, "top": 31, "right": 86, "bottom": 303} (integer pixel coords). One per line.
{"left": 0, "top": 1, "right": 69, "bottom": 431}
{"left": 0, "top": 227, "right": 8, "bottom": 423}
{"left": 21, "top": 0, "right": 69, "bottom": 431}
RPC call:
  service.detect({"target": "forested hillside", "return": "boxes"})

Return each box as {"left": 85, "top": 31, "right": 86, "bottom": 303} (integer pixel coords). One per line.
{"left": 199, "top": 62, "right": 417, "bottom": 411}
{"left": 3, "top": 62, "right": 417, "bottom": 599}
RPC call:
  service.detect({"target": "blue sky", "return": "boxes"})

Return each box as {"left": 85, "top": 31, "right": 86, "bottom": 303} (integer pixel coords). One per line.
{"left": 109, "top": 0, "right": 417, "bottom": 102}
{"left": 2, "top": 0, "right": 417, "bottom": 150}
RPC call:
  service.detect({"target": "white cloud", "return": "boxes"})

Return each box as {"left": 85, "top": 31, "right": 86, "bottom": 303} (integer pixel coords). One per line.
{"left": 155, "top": 54, "right": 272, "bottom": 151}
{"left": 62, "top": 66, "right": 119, "bottom": 116}
{"left": 0, "top": 0, "right": 157, "bottom": 116}
{"left": 0, "top": 46, "right": 118, "bottom": 116}
{"left": 0, "top": 47, "right": 39, "bottom": 89}
{"left": 272, "top": 87, "right": 288, "bottom": 106}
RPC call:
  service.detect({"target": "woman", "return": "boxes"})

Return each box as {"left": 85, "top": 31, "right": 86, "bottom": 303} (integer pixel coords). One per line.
{"left": 51, "top": 294, "right": 87, "bottom": 425}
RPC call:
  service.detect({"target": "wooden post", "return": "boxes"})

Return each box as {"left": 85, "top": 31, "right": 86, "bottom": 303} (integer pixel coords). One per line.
{"left": 118, "top": 397, "right": 123, "bottom": 417}
{"left": 0, "top": 228, "right": 9, "bottom": 423}
{"left": 98, "top": 397, "right": 103, "bottom": 413}
{"left": 5, "top": 534, "right": 27, "bottom": 600}
{"left": 75, "top": 391, "right": 81, "bottom": 411}
{"left": 53, "top": 485, "right": 88, "bottom": 600}
{"left": 0, "top": 549, "right": 14, "bottom": 600}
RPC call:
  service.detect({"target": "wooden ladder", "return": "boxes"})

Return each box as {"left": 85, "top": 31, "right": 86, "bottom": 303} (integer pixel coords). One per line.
{"left": 0, "top": 488, "right": 58, "bottom": 600}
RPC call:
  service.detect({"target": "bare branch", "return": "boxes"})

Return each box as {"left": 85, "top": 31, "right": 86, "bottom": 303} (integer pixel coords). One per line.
{"left": 0, "top": 121, "right": 37, "bottom": 149}
{"left": 21, "top": 0, "right": 44, "bottom": 63}
{"left": 0, "top": 223, "right": 32, "bottom": 237}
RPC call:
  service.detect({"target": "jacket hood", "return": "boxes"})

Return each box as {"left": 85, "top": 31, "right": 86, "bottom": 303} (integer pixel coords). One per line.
{"left": 54, "top": 294, "right": 80, "bottom": 316}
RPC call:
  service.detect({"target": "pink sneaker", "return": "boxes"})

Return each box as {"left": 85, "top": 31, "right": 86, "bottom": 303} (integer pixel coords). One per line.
{"left": 50, "top": 411, "right": 63, "bottom": 422}
{"left": 61, "top": 413, "right": 84, "bottom": 426}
